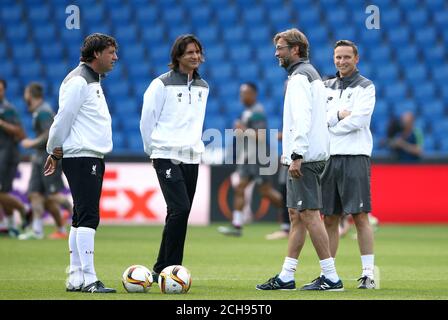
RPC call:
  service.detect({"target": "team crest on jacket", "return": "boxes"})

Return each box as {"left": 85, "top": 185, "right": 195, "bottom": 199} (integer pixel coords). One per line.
{"left": 165, "top": 168, "right": 172, "bottom": 179}
{"left": 91, "top": 165, "right": 97, "bottom": 175}
{"left": 198, "top": 91, "right": 202, "bottom": 101}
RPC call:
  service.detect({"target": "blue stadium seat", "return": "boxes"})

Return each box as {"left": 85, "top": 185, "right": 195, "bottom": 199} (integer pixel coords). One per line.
{"left": 162, "top": 7, "right": 186, "bottom": 24}
{"left": 422, "top": 44, "right": 445, "bottom": 63}
{"left": 237, "top": 63, "right": 259, "bottom": 82}
{"left": 108, "top": 5, "right": 131, "bottom": 24}
{"left": 268, "top": 7, "right": 292, "bottom": 25}
{"left": 120, "top": 43, "right": 146, "bottom": 62}
{"left": 0, "top": 62, "right": 14, "bottom": 78}
{"left": 114, "top": 24, "right": 139, "bottom": 44}
{"left": 324, "top": 8, "right": 348, "bottom": 28}
{"left": 242, "top": 7, "right": 265, "bottom": 25}
{"left": 189, "top": 7, "right": 212, "bottom": 27}
{"left": 40, "top": 43, "right": 64, "bottom": 63}
{"left": 423, "top": 135, "right": 436, "bottom": 153}
{"left": 405, "top": 9, "right": 429, "bottom": 28}
{"left": 384, "top": 83, "right": 407, "bottom": 102}
{"left": 81, "top": 5, "right": 104, "bottom": 23}
{"left": 387, "top": 27, "right": 411, "bottom": 48}
{"left": 141, "top": 24, "right": 165, "bottom": 43}
{"left": 27, "top": 5, "right": 50, "bottom": 23}
{"left": 421, "top": 100, "right": 444, "bottom": 121}
{"left": 403, "top": 64, "right": 427, "bottom": 83}
{"left": 430, "top": 64, "right": 448, "bottom": 83}
{"left": 204, "top": 115, "right": 227, "bottom": 132}
{"left": 6, "top": 24, "right": 28, "bottom": 41}
{"left": 433, "top": 11, "right": 448, "bottom": 28}
{"left": 229, "top": 45, "right": 251, "bottom": 61}
{"left": 112, "top": 132, "right": 126, "bottom": 151}
{"left": 113, "top": 97, "right": 140, "bottom": 115}
{"left": 366, "top": 46, "right": 391, "bottom": 64}
{"left": 195, "top": 25, "right": 219, "bottom": 43}
{"left": 126, "top": 131, "right": 145, "bottom": 153}
{"left": 1, "top": 5, "right": 22, "bottom": 24}
{"left": 412, "top": 83, "right": 437, "bottom": 103}
{"left": 11, "top": 43, "right": 36, "bottom": 62}
{"left": 223, "top": 26, "right": 244, "bottom": 42}
{"left": 395, "top": 46, "right": 419, "bottom": 67}
{"left": 216, "top": 6, "right": 238, "bottom": 24}
{"left": 33, "top": 24, "right": 57, "bottom": 45}
{"left": 331, "top": 26, "right": 357, "bottom": 43}
{"left": 414, "top": 27, "right": 437, "bottom": 45}
{"left": 45, "top": 62, "right": 69, "bottom": 82}
{"left": 148, "top": 44, "right": 171, "bottom": 64}
{"left": 392, "top": 100, "right": 418, "bottom": 117}
{"left": 205, "top": 44, "right": 226, "bottom": 64}
{"left": 209, "top": 64, "right": 233, "bottom": 81}
{"left": 381, "top": 7, "right": 402, "bottom": 28}
{"left": 135, "top": 7, "right": 158, "bottom": 25}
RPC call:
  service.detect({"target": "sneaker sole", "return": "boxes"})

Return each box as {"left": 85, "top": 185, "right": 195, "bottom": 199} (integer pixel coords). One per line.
{"left": 255, "top": 286, "right": 296, "bottom": 291}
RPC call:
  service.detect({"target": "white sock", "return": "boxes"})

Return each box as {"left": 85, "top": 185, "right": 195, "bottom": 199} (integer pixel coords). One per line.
{"left": 278, "top": 257, "right": 298, "bottom": 282}
{"left": 6, "top": 216, "right": 15, "bottom": 229}
{"left": 76, "top": 227, "right": 98, "bottom": 286}
{"left": 320, "top": 257, "right": 339, "bottom": 283}
{"left": 32, "top": 217, "right": 43, "bottom": 235}
{"left": 361, "top": 254, "right": 375, "bottom": 278}
{"left": 320, "top": 258, "right": 334, "bottom": 277}
{"left": 68, "top": 227, "right": 83, "bottom": 287}
{"left": 232, "top": 210, "right": 243, "bottom": 227}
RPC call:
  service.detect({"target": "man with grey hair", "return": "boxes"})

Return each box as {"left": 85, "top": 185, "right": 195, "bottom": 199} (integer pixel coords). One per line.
{"left": 256, "top": 28, "right": 343, "bottom": 291}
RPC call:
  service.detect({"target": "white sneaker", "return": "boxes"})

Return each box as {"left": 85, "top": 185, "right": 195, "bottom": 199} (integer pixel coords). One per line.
{"left": 18, "top": 230, "right": 44, "bottom": 240}
{"left": 265, "top": 230, "right": 289, "bottom": 240}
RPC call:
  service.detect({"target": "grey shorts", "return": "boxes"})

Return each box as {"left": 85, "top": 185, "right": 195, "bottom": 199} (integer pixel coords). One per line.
{"left": 286, "top": 161, "right": 326, "bottom": 211}
{"left": 237, "top": 164, "right": 271, "bottom": 185}
{"left": 321, "top": 155, "right": 371, "bottom": 216}
{"left": 28, "top": 157, "right": 65, "bottom": 196}
{"left": 0, "top": 161, "right": 18, "bottom": 193}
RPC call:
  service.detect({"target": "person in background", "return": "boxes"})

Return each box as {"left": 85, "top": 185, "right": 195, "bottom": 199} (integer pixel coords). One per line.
{"left": 388, "top": 111, "right": 423, "bottom": 162}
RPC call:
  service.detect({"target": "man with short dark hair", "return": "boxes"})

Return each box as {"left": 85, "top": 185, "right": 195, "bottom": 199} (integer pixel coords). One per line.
{"left": 256, "top": 28, "right": 343, "bottom": 291}
{"left": 0, "top": 78, "right": 29, "bottom": 237}
{"left": 45, "top": 33, "right": 118, "bottom": 293}
{"left": 19, "top": 82, "right": 71, "bottom": 240}
{"left": 140, "top": 34, "right": 208, "bottom": 279}
{"left": 316, "top": 39, "right": 376, "bottom": 289}
{"left": 218, "top": 82, "right": 283, "bottom": 237}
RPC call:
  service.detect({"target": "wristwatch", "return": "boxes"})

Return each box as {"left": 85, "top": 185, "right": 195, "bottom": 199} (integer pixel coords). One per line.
{"left": 291, "top": 152, "right": 303, "bottom": 161}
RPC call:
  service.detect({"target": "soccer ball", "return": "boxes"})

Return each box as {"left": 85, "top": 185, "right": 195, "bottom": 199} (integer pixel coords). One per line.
{"left": 158, "top": 265, "right": 191, "bottom": 294}
{"left": 122, "top": 265, "right": 153, "bottom": 293}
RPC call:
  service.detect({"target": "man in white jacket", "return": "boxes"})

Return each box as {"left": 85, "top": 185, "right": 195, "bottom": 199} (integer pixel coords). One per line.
{"left": 320, "top": 40, "right": 376, "bottom": 289}
{"left": 44, "top": 33, "right": 118, "bottom": 293}
{"left": 257, "top": 28, "right": 343, "bottom": 291}
{"left": 140, "top": 34, "right": 208, "bottom": 280}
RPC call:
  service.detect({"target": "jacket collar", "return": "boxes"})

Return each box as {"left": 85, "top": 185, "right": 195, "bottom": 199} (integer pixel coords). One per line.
{"left": 336, "top": 69, "right": 360, "bottom": 86}
{"left": 81, "top": 62, "right": 103, "bottom": 81}
{"left": 173, "top": 67, "right": 202, "bottom": 81}
{"left": 286, "top": 58, "right": 309, "bottom": 76}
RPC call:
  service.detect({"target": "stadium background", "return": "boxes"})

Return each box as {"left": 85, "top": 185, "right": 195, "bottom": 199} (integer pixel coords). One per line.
{"left": 1, "top": 0, "right": 447, "bottom": 224}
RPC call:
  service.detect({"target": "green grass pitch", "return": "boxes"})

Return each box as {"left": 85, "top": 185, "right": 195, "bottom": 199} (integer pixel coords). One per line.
{"left": 1, "top": 223, "right": 447, "bottom": 300}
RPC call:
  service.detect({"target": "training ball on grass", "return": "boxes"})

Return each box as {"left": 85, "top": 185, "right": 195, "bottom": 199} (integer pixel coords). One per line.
{"left": 122, "top": 265, "right": 153, "bottom": 293}
{"left": 158, "top": 265, "right": 191, "bottom": 294}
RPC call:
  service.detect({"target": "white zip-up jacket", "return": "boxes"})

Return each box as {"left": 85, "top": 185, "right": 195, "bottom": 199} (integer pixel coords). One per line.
{"left": 325, "top": 70, "right": 376, "bottom": 156}
{"left": 282, "top": 59, "right": 330, "bottom": 164}
{"left": 46, "top": 63, "right": 112, "bottom": 158}
{"left": 140, "top": 69, "right": 209, "bottom": 163}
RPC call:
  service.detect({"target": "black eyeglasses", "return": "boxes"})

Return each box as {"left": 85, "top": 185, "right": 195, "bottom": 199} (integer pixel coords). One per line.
{"left": 275, "top": 45, "right": 290, "bottom": 51}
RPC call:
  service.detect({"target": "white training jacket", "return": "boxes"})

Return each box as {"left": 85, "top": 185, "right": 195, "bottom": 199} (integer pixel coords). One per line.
{"left": 140, "top": 69, "right": 209, "bottom": 164}
{"left": 47, "top": 63, "right": 112, "bottom": 158}
{"left": 282, "top": 59, "right": 330, "bottom": 165}
{"left": 325, "top": 70, "right": 376, "bottom": 156}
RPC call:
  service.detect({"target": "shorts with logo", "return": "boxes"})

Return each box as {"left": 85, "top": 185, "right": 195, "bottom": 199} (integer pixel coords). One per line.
{"left": 321, "top": 155, "right": 371, "bottom": 216}
{"left": 236, "top": 163, "right": 271, "bottom": 185}
{"left": 286, "top": 161, "right": 326, "bottom": 211}
{"left": 0, "top": 149, "right": 19, "bottom": 193}
{"left": 28, "top": 154, "right": 65, "bottom": 196}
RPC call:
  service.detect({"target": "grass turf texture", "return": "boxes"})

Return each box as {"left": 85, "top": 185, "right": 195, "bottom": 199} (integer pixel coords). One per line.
{"left": 0, "top": 223, "right": 447, "bottom": 300}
